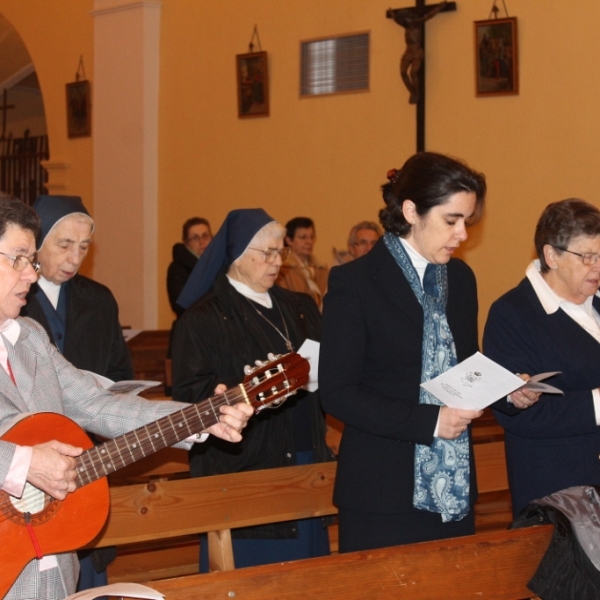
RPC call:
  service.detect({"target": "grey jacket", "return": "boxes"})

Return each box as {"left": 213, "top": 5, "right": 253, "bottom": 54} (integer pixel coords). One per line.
{"left": 0, "top": 317, "right": 190, "bottom": 600}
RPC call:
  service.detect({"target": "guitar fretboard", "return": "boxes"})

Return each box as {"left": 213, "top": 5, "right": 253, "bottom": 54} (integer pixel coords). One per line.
{"left": 74, "top": 388, "right": 239, "bottom": 488}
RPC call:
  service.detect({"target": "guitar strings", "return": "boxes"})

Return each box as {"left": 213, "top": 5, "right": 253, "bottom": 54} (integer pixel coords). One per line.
{"left": 0, "top": 352, "right": 305, "bottom": 524}
{"left": 0, "top": 383, "right": 257, "bottom": 524}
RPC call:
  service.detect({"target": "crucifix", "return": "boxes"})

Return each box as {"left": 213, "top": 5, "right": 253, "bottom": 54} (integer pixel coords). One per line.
{"left": 387, "top": 1, "right": 456, "bottom": 152}
{"left": 0, "top": 89, "right": 15, "bottom": 140}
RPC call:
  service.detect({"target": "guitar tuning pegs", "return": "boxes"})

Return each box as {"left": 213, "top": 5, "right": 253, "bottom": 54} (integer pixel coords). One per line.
{"left": 244, "top": 364, "right": 255, "bottom": 375}
{"left": 255, "top": 359, "right": 267, "bottom": 367}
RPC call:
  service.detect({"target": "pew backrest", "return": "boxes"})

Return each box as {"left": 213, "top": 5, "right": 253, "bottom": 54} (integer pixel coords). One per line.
{"left": 127, "top": 526, "right": 553, "bottom": 600}
{"left": 92, "top": 462, "right": 337, "bottom": 570}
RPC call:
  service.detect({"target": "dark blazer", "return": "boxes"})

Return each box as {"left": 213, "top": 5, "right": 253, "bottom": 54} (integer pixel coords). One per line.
{"left": 21, "top": 274, "right": 133, "bottom": 382}
{"left": 319, "top": 239, "right": 480, "bottom": 514}
{"left": 484, "top": 277, "right": 600, "bottom": 516}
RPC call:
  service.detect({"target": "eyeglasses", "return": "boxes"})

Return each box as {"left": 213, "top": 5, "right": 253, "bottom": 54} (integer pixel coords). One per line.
{"left": 188, "top": 233, "right": 212, "bottom": 243}
{"left": 354, "top": 239, "right": 378, "bottom": 248}
{"left": 0, "top": 251, "right": 40, "bottom": 273}
{"left": 247, "top": 247, "right": 290, "bottom": 264}
{"left": 553, "top": 246, "right": 600, "bottom": 266}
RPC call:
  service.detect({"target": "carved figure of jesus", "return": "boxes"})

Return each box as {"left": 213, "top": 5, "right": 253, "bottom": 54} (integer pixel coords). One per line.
{"left": 387, "top": 1, "right": 447, "bottom": 104}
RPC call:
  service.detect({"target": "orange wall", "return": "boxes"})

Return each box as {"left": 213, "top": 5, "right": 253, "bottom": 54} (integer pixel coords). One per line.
{"left": 2, "top": 0, "right": 600, "bottom": 335}
{"left": 157, "top": 0, "right": 600, "bottom": 332}
{"left": 0, "top": 0, "right": 94, "bottom": 207}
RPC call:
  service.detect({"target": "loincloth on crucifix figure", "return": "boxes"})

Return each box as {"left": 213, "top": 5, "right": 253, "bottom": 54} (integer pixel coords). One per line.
{"left": 387, "top": 0, "right": 447, "bottom": 104}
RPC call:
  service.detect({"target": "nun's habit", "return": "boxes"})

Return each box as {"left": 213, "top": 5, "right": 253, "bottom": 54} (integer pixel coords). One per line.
{"left": 171, "top": 208, "right": 334, "bottom": 570}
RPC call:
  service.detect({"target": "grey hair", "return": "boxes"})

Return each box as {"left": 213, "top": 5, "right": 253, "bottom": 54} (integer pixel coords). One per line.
{"left": 348, "top": 221, "right": 383, "bottom": 247}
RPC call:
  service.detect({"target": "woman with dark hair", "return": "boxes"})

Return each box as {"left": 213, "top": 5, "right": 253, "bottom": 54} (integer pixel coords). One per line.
{"left": 167, "top": 217, "right": 212, "bottom": 318}
{"left": 484, "top": 198, "right": 600, "bottom": 517}
{"left": 276, "top": 216, "right": 329, "bottom": 309}
{"left": 319, "top": 151, "right": 536, "bottom": 552}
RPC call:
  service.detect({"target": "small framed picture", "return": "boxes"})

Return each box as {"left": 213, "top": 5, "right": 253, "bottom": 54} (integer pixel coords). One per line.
{"left": 66, "top": 80, "right": 91, "bottom": 137}
{"left": 236, "top": 51, "right": 269, "bottom": 118}
{"left": 474, "top": 17, "right": 518, "bottom": 96}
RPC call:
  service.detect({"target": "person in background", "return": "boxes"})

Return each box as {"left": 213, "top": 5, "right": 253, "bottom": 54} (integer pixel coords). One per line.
{"left": 484, "top": 199, "right": 600, "bottom": 517}
{"left": 167, "top": 217, "right": 212, "bottom": 318}
{"left": 333, "top": 221, "right": 383, "bottom": 265}
{"left": 319, "top": 152, "right": 538, "bottom": 553}
{"left": 276, "top": 217, "right": 329, "bottom": 309}
{"left": 173, "top": 208, "right": 334, "bottom": 570}
{"left": 348, "top": 220, "right": 383, "bottom": 259}
{"left": 0, "top": 194, "right": 252, "bottom": 600}
{"left": 19, "top": 195, "right": 134, "bottom": 591}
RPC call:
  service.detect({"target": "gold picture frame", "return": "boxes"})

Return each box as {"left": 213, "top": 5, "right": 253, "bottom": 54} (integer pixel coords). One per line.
{"left": 236, "top": 51, "right": 269, "bottom": 118}
{"left": 66, "top": 80, "right": 91, "bottom": 137}
{"left": 474, "top": 17, "right": 519, "bottom": 97}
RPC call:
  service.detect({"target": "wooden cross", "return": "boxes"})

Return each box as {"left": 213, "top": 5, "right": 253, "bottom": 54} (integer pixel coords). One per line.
{"left": 0, "top": 89, "right": 15, "bottom": 140}
{"left": 387, "top": 1, "right": 456, "bottom": 152}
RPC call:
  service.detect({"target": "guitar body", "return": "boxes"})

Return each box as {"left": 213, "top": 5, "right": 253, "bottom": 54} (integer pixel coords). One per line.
{"left": 0, "top": 352, "right": 309, "bottom": 597}
{"left": 0, "top": 413, "right": 109, "bottom": 598}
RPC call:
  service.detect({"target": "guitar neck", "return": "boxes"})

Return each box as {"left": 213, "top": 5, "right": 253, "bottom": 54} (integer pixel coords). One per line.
{"left": 74, "top": 388, "right": 241, "bottom": 488}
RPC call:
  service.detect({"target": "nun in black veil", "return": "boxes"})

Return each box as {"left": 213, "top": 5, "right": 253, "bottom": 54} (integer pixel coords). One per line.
{"left": 172, "top": 208, "right": 334, "bottom": 570}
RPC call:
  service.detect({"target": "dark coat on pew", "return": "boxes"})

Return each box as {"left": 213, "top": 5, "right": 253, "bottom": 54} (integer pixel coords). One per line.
{"left": 22, "top": 275, "right": 133, "bottom": 382}
{"left": 320, "top": 240, "right": 482, "bottom": 521}
{"left": 171, "top": 273, "right": 333, "bottom": 539}
{"left": 484, "top": 277, "right": 600, "bottom": 516}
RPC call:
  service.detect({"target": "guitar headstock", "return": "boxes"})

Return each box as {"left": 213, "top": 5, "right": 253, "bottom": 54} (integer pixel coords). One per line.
{"left": 242, "top": 352, "right": 310, "bottom": 412}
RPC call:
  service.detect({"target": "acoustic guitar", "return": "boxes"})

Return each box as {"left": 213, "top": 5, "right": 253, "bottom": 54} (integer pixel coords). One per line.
{"left": 0, "top": 352, "right": 309, "bottom": 598}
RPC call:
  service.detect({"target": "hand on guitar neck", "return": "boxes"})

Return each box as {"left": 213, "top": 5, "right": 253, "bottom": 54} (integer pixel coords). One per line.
{"left": 24, "top": 386, "right": 252, "bottom": 501}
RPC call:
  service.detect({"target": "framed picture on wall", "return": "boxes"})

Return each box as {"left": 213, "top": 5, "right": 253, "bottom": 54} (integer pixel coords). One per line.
{"left": 236, "top": 51, "right": 269, "bottom": 118}
{"left": 66, "top": 80, "right": 91, "bottom": 137}
{"left": 474, "top": 17, "right": 518, "bottom": 96}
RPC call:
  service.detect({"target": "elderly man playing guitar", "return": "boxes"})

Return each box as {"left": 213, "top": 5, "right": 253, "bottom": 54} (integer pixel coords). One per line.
{"left": 0, "top": 196, "right": 257, "bottom": 600}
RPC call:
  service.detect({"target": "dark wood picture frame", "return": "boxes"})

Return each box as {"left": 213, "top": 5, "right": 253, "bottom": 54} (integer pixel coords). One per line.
{"left": 66, "top": 80, "right": 91, "bottom": 137}
{"left": 236, "top": 51, "right": 269, "bottom": 118}
{"left": 474, "top": 17, "right": 518, "bottom": 97}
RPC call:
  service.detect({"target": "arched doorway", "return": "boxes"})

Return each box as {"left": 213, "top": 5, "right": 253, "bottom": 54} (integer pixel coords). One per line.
{"left": 0, "top": 11, "right": 48, "bottom": 204}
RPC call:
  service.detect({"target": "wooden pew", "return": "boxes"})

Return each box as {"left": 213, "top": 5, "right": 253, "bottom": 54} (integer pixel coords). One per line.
{"left": 99, "top": 437, "right": 513, "bottom": 583}
{"left": 96, "top": 462, "right": 336, "bottom": 582}
{"left": 126, "top": 329, "right": 171, "bottom": 397}
{"left": 127, "top": 526, "right": 552, "bottom": 600}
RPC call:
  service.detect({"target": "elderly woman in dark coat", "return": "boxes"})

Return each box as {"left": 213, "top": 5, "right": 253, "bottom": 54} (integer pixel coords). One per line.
{"left": 172, "top": 208, "right": 333, "bottom": 570}
{"left": 484, "top": 199, "right": 600, "bottom": 517}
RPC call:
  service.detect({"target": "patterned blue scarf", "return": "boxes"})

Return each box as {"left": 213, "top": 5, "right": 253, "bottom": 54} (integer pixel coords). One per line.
{"left": 384, "top": 232, "right": 470, "bottom": 522}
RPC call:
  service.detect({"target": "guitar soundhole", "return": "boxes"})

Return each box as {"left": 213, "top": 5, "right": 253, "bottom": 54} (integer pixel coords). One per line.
{"left": 3, "top": 483, "right": 60, "bottom": 525}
